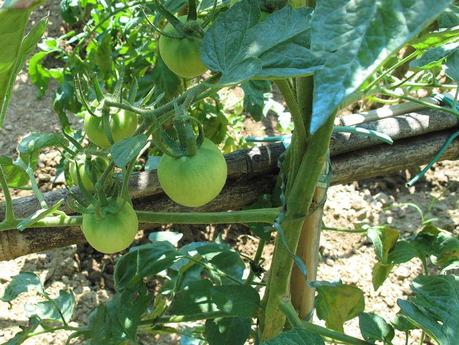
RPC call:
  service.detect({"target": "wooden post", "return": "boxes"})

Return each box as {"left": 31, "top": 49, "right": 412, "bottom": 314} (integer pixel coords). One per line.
{"left": 290, "top": 163, "right": 328, "bottom": 318}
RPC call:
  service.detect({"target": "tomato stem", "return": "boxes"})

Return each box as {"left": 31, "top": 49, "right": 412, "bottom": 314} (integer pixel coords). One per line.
{"left": 154, "top": 0, "right": 186, "bottom": 36}
{"left": 0, "top": 164, "right": 16, "bottom": 224}
{"left": 0, "top": 208, "right": 279, "bottom": 232}
{"left": 187, "top": 0, "right": 197, "bottom": 21}
{"left": 174, "top": 105, "right": 198, "bottom": 156}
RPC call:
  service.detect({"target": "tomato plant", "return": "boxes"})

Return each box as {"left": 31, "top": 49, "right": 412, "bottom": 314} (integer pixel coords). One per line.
{"left": 159, "top": 17, "right": 208, "bottom": 78}
{"left": 0, "top": 0, "right": 458, "bottom": 345}
{"left": 83, "top": 108, "right": 138, "bottom": 148}
{"left": 158, "top": 138, "right": 227, "bottom": 207}
{"left": 81, "top": 198, "right": 139, "bottom": 254}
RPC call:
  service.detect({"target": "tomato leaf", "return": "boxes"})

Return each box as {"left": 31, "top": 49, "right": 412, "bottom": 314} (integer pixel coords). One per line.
{"left": 367, "top": 226, "right": 399, "bottom": 263}
{"left": 310, "top": 0, "right": 454, "bottom": 133}
{"left": 25, "top": 290, "right": 75, "bottom": 323}
{"left": 261, "top": 328, "right": 325, "bottom": 345}
{"left": 0, "top": 272, "right": 43, "bottom": 302}
{"left": 0, "top": 155, "right": 30, "bottom": 188}
{"left": 17, "top": 132, "right": 68, "bottom": 155}
{"left": 410, "top": 42, "right": 459, "bottom": 70}
{"left": 372, "top": 262, "right": 394, "bottom": 291}
{"left": 310, "top": 280, "right": 365, "bottom": 332}
{"left": 446, "top": 49, "right": 459, "bottom": 84}
{"left": 0, "top": 5, "right": 46, "bottom": 126}
{"left": 241, "top": 80, "right": 272, "bottom": 122}
{"left": 114, "top": 241, "right": 179, "bottom": 291}
{"left": 2, "top": 315, "right": 41, "bottom": 345}
{"left": 86, "top": 287, "right": 150, "bottom": 344}
{"left": 168, "top": 280, "right": 260, "bottom": 318}
{"left": 172, "top": 242, "right": 246, "bottom": 286}
{"left": 398, "top": 275, "right": 459, "bottom": 345}
{"left": 204, "top": 317, "right": 251, "bottom": 345}
{"left": 359, "top": 312, "right": 395, "bottom": 344}
{"left": 111, "top": 134, "right": 148, "bottom": 168}
{"left": 202, "top": 0, "right": 323, "bottom": 84}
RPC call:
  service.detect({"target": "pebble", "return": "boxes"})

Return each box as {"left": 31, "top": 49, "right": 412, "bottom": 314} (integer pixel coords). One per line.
{"left": 394, "top": 266, "right": 411, "bottom": 279}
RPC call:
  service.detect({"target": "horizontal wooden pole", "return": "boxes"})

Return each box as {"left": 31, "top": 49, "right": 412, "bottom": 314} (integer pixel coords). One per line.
{"left": 2, "top": 109, "right": 455, "bottom": 220}
{"left": 0, "top": 110, "right": 458, "bottom": 260}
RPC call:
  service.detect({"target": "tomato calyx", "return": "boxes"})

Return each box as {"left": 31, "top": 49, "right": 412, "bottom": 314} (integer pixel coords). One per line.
{"left": 156, "top": 103, "right": 205, "bottom": 159}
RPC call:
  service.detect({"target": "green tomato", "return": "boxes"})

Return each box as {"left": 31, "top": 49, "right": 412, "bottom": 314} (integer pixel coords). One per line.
{"left": 159, "top": 19, "right": 207, "bottom": 79}
{"left": 81, "top": 198, "right": 138, "bottom": 254}
{"left": 158, "top": 139, "right": 227, "bottom": 207}
{"left": 69, "top": 155, "right": 109, "bottom": 192}
{"left": 83, "top": 108, "right": 138, "bottom": 148}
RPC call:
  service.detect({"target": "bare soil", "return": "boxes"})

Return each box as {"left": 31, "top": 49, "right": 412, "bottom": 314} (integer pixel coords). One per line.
{"left": 0, "top": 2, "right": 458, "bottom": 344}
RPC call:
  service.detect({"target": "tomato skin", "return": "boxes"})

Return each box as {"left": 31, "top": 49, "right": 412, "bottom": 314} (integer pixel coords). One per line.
{"left": 158, "top": 139, "right": 227, "bottom": 207}
{"left": 159, "top": 21, "right": 207, "bottom": 78}
{"left": 69, "top": 156, "right": 109, "bottom": 192}
{"left": 83, "top": 109, "right": 138, "bottom": 148}
{"left": 81, "top": 199, "right": 138, "bottom": 254}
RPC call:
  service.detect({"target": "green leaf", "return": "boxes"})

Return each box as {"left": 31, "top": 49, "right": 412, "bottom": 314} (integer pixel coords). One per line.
{"left": 53, "top": 72, "right": 82, "bottom": 119}
{"left": 392, "top": 314, "right": 417, "bottom": 332}
{"left": 398, "top": 275, "right": 459, "bottom": 345}
{"left": 172, "top": 242, "right": 246, "bottom": 285}
{"left": 25, "top": 290, "right": 75, "bottom": 323}
{"left": 368, "top": 226, "right": 399, "bottom": 263}
{"left": 150, "top": 55, "right": 182, "bottom": 100}
{"left": 388, "top": 240, "right": 420, "bottom": 264}
{"left": 438, "top": 5, "right": 459, "bottom": 28}
{"left": 114, "top": 241, "right": 179, "bottom": 291}
{"left": 148, "top": 231, "right": 183, "bottom": 247}
{"left": 310, "top": 281, "right": 365, "bottom": 332}
{"left": 17, "top": 132, "right": 68, "bottom": 155}
{"left": 169, "top": 280, "right": 260, "bottom": 318}
{"left": 145, "top": 155, "right": 160, "bottom": 171}
{"left": 310, "top": 0, "right": 453, "bottom": 133}
{"left": 86, "top": 287, "right": 150, "bottom": 345}
{"left": 1, "top": 272, "right": 42, "bottom": 302}
{"left": 410, "top": 42, "right": 459, "bottom": 70}
{"left": 202, "top": 1, "right": 323, "bottom": 84}
{"left": 372, "top": 262, "right": 394, "bottom": 291}
{"left": 60, "top": 0, "right": 84, "bottom": 24}
{"left": 359, "top": 312, "right": 395, "bottom": 344}
{"left": 0, "top": 155, "right": 30, "bottom": 188}
{"left": 446, "top": 49, "right": 459, "bottom": 83}
{"left": 261, "top": 328, "right": 325, "bottom": 345}
{"left": 433, "top": 231, "right": 459, "bottom": 267}
{"left": 28, "top": 51, "right": 63, "bottom": 96}
{"left": 204, "top": 317, "right": 251, "bottom": 345}
{"left": 241, "top": 80, "right": 271, "bottom": 121}
{"left": 2, "top": 315, "right": 41, "bottom": 345}
{"left": 111, "top": 134, "right": 148, "bottom": 168}
{"left": 0, "top": 6, "right": 43, "bottom": 126}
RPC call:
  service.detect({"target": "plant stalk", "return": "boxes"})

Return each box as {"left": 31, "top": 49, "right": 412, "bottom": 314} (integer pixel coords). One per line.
{"left": 260, "top": 114, "right": 335, "bottom": 340}
{"left": 290, "top": 177, "right": 328, "bottom": 319}
{"left": 0, "top": 208, "right": 279, "bottom": 232}
{"left": 0, "top": 164, "right": 16, "bottom": 224}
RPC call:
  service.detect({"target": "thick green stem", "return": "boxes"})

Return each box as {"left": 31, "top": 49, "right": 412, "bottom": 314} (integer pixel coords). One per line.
{"left": 187, "top": 0, "right": 197, "bottom": 21}
{"left": 175, "top": 110, "right": 198, "bottom": 156}
{"left": 279, "top": 298, "right": 373, "bottom": 345}
{"left": 260, "top": 115, "right": 335, "bottom": 341}
{"left": 380, "top": 88, "right": 459, "bottom": 119}
{"left": 0, "top": 165, "right": 15, "bottom": 224}
{"left": 136, "top": 208, "right": 279, "bottom": 224}
{"left": 0, "top": 208, "right": 279, "bottom": 232}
